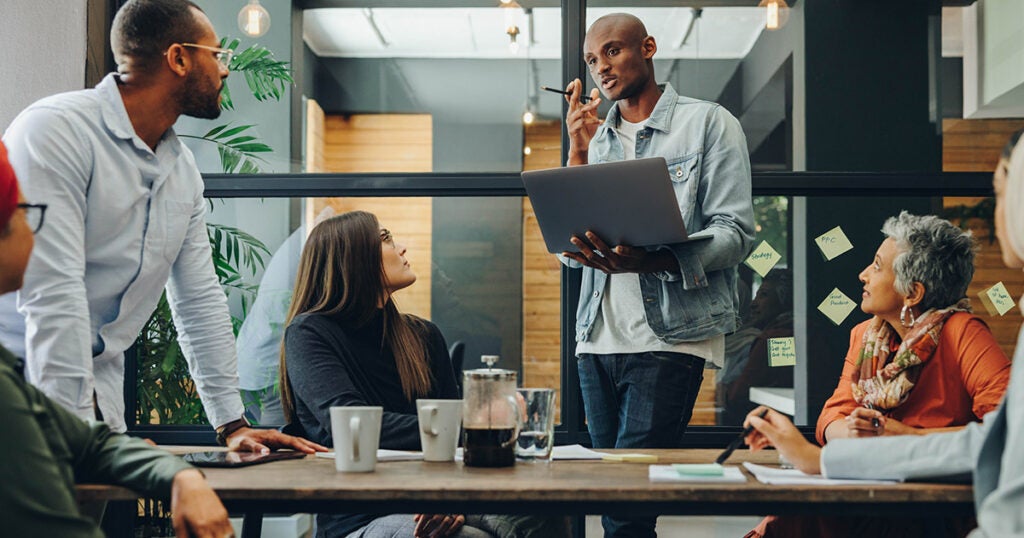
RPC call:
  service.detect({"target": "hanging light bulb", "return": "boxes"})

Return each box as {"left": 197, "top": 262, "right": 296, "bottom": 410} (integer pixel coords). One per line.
{"left": 523, "top": 146, "right": 532, "bottom": 156}
{"left": 759, "top": 0, "right": 790, "bottom": 31}
{"left": 238, "top": 0, "right": 271, "bottom": 38}
{"left": 507, "top": 25, "right": 520, "bottom": 54}
{"left": 522, "top": 108, "right": 535, "bottom": 125}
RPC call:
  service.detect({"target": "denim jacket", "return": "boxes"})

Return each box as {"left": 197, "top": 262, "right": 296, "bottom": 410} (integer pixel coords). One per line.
{"left": 565, "top": 83, "right": 754, "bottom": 345}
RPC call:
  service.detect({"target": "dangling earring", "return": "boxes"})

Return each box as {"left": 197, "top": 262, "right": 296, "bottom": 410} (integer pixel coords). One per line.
{"left": 900, "top": 304, "right": 916, "bottom": 328}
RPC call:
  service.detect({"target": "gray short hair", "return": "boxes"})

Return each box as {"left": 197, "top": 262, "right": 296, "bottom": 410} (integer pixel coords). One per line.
{"left": 881, "top": 211, "right": 976, "bottom": 312}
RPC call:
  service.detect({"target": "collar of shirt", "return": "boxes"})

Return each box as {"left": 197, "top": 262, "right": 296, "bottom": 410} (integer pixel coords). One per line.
{"left": 598, "top": 82, "right": 680, "bottom": 139}
{"left": 95, "top": 74, "right": 182, "bottom": 163}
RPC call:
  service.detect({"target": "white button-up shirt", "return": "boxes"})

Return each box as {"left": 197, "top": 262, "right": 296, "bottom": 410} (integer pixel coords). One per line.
{"left": 0, "top": 74, "right": 243, "bottom": 432}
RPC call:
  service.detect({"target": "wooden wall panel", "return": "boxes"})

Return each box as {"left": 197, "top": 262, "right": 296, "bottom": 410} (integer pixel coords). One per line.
{"left": 522, "top": 120, "right": 563, "bottom": 417}
{"left": 943, "top": 118, "right": 1024, "bottom": 360}
{"left": 312, "top": 114, "right": 433, "bottom": 320}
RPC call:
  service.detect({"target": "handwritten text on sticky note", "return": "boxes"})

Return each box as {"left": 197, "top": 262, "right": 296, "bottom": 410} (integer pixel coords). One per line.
{"left": 768, "top": 337, "right": 797, "bottom": 367}
{"left": 744, "top": 241, "right": 782, "bottom": 278}
{"left": 817, "top": 288, "right": 857, "bottom": 325}
{"left": 978, "top": 282, "right": 1016, "bottom": 316}
{"left": 814, "top": 226, "right": 854, "bottom": 261}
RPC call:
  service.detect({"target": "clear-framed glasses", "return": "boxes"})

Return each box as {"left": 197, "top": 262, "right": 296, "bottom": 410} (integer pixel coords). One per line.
{"left": 17, "top": 203, "right": 47, "bottom": 234}
{"left": 179, "top": 43, "right": 234, "bottom": 69}
{"left": 379, "top": 228, "right": 394, "bottom": 246}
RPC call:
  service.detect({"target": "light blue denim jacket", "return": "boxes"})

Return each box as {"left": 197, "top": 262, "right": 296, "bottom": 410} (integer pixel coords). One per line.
{"left": 564, "top": 83, "right": 754, "bottom": 344}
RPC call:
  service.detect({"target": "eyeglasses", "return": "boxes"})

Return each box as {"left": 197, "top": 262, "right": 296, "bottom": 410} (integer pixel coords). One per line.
{"left": 179, "top": 43, "right": 234, "bottom": 69}
{"left": 17, "top": 203, "right": 47, "bottom": 233}
{"left": 380, "top": 228, "right": 394, "bottom": 246}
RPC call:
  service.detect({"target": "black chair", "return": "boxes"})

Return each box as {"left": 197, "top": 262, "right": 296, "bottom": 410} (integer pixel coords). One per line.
{"left": 448, "top": 340, "right": 466, "bottom": 396}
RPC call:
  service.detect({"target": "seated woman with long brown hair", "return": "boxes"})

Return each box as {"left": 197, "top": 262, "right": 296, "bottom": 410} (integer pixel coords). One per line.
{"left": 279, "top": 211, "right": 563, "bottom": 538}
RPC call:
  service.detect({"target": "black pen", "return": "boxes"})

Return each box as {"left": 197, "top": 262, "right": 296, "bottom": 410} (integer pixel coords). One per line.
{"left": 715, "top": 408, "right": 770, "bottom": 465}
{"left": 541, "top": 86, "right": 591, "bottom": 104}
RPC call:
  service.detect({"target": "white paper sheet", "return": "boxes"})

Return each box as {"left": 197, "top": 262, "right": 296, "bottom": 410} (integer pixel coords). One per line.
{"left": 315, "top": 449, "right": 424, "bottom": 462}
{"left": 743, "top": 462, "right": 899, "bottom": 485}
{"left": 550, "top": 444, "right": 606, "bottom": 460}
{"left": 649, "top": 465, "right": 747, "bottom": 483}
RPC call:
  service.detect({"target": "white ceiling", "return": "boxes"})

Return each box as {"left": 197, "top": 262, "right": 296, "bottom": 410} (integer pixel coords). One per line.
{"left": 304, "top": 7, "right": 768, "bottom": 60}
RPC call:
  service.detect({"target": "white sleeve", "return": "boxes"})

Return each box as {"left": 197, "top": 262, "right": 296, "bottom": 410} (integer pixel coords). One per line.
{"left": 164, "top": 187, "right": 244, "bottom": 429}
{"left": 4, "top": 108, "right": 96, "bottom": 420}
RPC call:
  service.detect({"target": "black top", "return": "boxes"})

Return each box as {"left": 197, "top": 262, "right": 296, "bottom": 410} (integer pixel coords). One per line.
{"left": 283, "top": 309, "right": 459, "bottom": 537}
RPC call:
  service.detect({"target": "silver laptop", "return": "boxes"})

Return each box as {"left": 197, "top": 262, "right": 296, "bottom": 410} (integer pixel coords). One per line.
{"left": 522, "top": 157, "right": 700, "bottom": 254}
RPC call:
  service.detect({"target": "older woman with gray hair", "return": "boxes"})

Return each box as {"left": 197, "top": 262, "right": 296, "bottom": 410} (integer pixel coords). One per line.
{"left": 817, "top": 211, "right": 1010, "bottom": 443}
{"left": 747, "top": 211, "right": 1012, "bottom": 538}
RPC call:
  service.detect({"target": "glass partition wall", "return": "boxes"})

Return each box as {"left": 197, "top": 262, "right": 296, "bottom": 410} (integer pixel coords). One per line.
{"left": 125, "top": 1, "right": 1021, "bottom": 448}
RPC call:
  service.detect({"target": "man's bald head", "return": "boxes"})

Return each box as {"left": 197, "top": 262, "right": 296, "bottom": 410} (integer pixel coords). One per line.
{"left": 586, "top": 13, "right": 649, "bottom": 48}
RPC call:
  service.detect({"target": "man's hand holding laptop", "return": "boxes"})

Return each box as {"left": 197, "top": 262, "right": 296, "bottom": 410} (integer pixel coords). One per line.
{"left": 563, "top": 230, "right": 678, "bottom": 274}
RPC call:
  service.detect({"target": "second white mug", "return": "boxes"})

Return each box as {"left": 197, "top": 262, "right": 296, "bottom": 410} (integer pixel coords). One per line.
{"left": 330, "top": 406, "right": 383, "bottom": 472}
{"left": 416, "top": 399, "right": 463, "bottom": 462}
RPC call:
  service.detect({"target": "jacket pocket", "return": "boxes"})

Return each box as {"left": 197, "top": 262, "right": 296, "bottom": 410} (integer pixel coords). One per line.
{"left": 665, "top": 154, "right": 700, "bottom": 227}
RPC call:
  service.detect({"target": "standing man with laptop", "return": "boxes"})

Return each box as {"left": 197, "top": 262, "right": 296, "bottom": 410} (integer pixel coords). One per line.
{"left": 560, "top": 13, "right": 754, "bottom": 538}
{"left": 0, "top": 0, "right": 322, "bottom": 455}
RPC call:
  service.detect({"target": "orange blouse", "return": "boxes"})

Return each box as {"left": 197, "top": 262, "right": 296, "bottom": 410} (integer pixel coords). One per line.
{"left": 815, "top": 312, "right": 1010, "bottom": 445}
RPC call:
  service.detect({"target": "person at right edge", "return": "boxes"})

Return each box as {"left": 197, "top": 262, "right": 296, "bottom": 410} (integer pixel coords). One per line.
{"left": 559, "top": 12, "right": 754, "bottom": 538}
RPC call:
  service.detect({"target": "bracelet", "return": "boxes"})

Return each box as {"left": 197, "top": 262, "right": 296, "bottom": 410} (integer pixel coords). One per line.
{"left": 215, "top": 417, "right": 250, "bottom": 446}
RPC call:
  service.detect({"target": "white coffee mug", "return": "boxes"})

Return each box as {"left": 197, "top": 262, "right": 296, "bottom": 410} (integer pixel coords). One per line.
{"left": 330, "top": 406, "right": 383, "bottom": 472}
{"left": 416, "top": 399, "right": 463, "bottom": 462}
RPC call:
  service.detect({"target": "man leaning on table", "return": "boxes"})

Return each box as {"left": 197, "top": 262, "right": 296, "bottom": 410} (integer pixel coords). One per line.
{"left": 0, "top": 140, "right": 235, "bottom": 538}
{"left": 0, "top": 0, "right": 322, "bottom": 455}
{"left": 558, "top": 12, "right": 754, "bottom": 538}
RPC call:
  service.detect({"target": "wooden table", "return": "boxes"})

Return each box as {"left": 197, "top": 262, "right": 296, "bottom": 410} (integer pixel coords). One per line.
{"left": 77, "top": 448, "right": 973, "bottom": 537}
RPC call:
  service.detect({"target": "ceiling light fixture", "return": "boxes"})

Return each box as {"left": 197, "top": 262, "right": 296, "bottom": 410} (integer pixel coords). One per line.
{"left": 238, "top": 0, "right": 270, "bottom": 38}
{"left": 507, "top": 25, "right": 520, "bottom": 54}
{"left": 759, "top": 0, "right": 790, "bottom": 31}
{"left": 522, "top": 108, "right": 535, "bottom": 125}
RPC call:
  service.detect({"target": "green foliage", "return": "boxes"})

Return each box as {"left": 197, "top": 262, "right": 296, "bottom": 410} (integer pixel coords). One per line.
{"left": 134, "top": 224, "right": 269, "bottom": 425}
{"left": 134, "top": 37, "right": 289, "bottom": 426}
{"left": 752, "top": 195, "right": 790, "bottom": 262}
{"left": 219, "top": 38, "right": 294, "bottom": 110}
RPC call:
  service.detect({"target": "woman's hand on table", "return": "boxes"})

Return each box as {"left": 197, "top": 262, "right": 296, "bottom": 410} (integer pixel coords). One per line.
{"left": 413, "top": 514, "right": 465, "bottom": 538}
{"left": 171, "top": 469, "right": 234, "bottom": 538}
{"left": 744, "top": 406, "right": 822, "bottom": 475}
{"left": 824, "top": 407, "right": 887, "bottom": 440}
{"left": 226, "top": 427, "right": 327, "bottom": 455}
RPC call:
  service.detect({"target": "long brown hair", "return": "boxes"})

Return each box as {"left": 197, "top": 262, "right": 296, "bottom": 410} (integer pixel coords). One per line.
{"left": 280, "top": 210, "right": 432, "bottom": 424}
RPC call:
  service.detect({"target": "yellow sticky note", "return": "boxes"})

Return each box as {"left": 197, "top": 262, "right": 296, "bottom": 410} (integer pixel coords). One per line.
{"left": 817, "top": 288, "right": 857, "bottom": 325}
{"left": 978, "top": 282, "right": 1016, "bottom": 316}
{"left": 744, "top": 241, "right": 782, "bottom": 278}
{"left": 814, "top": 226, "right": 854, "bottom": 261}
{"left": 768, "top": 337, "right": 797, "bottom": 367}
{"left": 601, "top": 453, "right": 659, "bottom": 463}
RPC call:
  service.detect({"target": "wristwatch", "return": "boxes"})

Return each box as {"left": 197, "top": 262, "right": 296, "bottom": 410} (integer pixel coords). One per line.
{"left": 215, "top": 416, "right": 251, "bottom": 446}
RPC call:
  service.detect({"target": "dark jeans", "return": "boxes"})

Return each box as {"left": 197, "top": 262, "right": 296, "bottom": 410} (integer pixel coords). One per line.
{"left": 578, "top": 352, "right": 706, "bottom": 538}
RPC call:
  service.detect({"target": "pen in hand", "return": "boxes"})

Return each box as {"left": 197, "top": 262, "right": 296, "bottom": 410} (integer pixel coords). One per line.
{"left": 541, "top": 86, "right": 591, "bottom": 104}
{"left": 864, "top": 402, "right": 881, "bottom": 429}
{"left": 715, "top": 408, "right": 770, "bottom": 465}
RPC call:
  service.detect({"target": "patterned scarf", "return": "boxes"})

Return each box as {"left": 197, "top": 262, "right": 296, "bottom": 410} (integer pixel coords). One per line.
{"left": 851, "top": 299, "right": 970, "bottom": 411}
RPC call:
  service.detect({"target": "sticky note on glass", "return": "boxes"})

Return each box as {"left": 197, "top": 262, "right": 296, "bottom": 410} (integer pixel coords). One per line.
{"left": 978, "top": 282, "right": 1016, "bottom": 316}
{"left": 744, "top": 241, "right": 782, "bottom": 277}
{"left": 672, "top": 463, "right": 724, "bottom": 476}
{"left": 814, "top": 226, "right": 854, "bottom": 261}
{"left": 818, "top": 288, "right": 857, "bottom": 325}
{"left": 768, "top": 337, "right": 797, "bottom": 367}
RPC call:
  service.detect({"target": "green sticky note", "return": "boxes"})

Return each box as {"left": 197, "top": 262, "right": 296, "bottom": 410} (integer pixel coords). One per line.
{"left": 768, "top": 337, "right": 797, "bottom": 367}
{"left": 817, "top": 288, "right": 857, "bottom": 326}
{"left": 744, "top": 241, "right": 782, "bottom": 278}
{"left": 978, "top": 282, "right": 1016, "bottom": 316}
{"left": 814, "top": 226, "right": 854, "bottom": 261}
{"left": 673, "top": 463, "right": 724, "bottom": 476}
